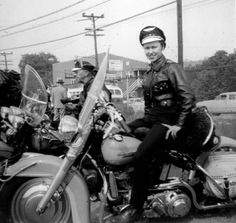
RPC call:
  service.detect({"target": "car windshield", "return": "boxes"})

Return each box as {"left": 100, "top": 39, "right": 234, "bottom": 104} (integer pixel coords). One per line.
{"left": 220, "top": 95, "right": 227, "bottom": 100}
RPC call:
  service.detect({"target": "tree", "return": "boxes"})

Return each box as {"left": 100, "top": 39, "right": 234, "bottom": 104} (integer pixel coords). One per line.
{"left": 188, "top": 50, "right": 236, "bottom": 101}
{"left": 19, "top": 52, "right": 59, "bottom": 87}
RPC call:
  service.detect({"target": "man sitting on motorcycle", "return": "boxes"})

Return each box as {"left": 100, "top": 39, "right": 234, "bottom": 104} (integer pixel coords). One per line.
{"left": 72, "top": 61, "right": 111, "bottom": 111}
{"left": 106, "top": 26, "right": 196, "bottom": 223}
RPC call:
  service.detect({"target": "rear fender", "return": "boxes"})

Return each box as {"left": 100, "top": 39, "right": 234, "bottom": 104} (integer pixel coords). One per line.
{"left": 197, "top": 135, "right": 236, "bottom": 167}
{"left": 4, "top": 152, "right": 90, "bottom": 223}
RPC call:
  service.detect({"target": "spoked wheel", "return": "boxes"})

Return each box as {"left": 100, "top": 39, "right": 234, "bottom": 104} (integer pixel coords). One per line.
{"left": 10, "top": 178, "right": 71, "bottom": 223}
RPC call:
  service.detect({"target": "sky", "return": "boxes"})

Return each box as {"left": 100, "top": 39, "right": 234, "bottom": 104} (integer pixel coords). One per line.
{"left": 0, "top": 0, "right": 235, "bottom": 71}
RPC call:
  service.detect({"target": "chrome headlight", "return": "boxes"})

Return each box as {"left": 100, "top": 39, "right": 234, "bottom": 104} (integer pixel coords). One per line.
{"left": 58, "top": 115, "right": 79, "bottom": 133}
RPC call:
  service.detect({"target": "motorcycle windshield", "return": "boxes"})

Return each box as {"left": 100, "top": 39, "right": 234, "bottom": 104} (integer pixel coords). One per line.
{"left": 19, "top": 65, "right": 48, "bottom": 126}
{"left": 77, "top": 51, "right": 109, "bottom": 129}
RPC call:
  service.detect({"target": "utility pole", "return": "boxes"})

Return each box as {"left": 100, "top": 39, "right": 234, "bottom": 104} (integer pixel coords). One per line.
{"left": 0, "top": 52, "right": 13, "bottom": 70}
{"left": 177, "top": 0, "right": 183, "bottom": 67}
{"left": 82, "top": 13, "right": 104, "bottom": 69}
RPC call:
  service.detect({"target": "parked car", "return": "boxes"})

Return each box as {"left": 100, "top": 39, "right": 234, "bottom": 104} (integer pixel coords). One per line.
{"left": 124, "top": 97, "right": 144, "bottom": 110}
{"left": 67, "top": 87, "right": 83, "bottom": 98}
{"left": 106, "top": 85, "right": 123, "bottom": 102}
{"left": 196, "top": 92, "right": 236, "bottom": 114}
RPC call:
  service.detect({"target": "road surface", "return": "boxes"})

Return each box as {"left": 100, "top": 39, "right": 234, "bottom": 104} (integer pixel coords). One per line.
{"left": 91, "top": 201, "right": 236, "bottom": 223}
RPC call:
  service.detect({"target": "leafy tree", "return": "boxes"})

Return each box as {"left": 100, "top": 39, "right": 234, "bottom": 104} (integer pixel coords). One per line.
{"left": 187, "top": 50, "right": 236, "bottom": 101}
{"left": 19, "top": 52, "right": 59, "bottom": 87}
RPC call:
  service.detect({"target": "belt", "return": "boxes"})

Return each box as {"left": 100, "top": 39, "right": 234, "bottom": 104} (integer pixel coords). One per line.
{"left": 154, "top": 93, "right": 174, "bottom": 101}
{"left": 151, "top": 98, "right": 175, "bottom": 108}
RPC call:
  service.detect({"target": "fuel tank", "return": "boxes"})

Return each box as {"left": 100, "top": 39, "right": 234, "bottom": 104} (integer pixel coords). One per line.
{"left": 101, "top": 134, "right": 141, "bottom": 166}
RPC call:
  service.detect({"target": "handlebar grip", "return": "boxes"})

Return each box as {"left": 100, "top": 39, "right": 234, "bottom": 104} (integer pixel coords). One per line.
{"left": 60, "top": 98, "right": 70, "bottom": 104}
{"left": 119, "top": 119, "right": 131, "bottom": 133}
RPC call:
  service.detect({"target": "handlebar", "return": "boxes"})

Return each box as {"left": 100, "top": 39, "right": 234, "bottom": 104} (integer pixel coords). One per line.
{"left": 119, "top": 119, "right": 131, "bottom": 133}
{"left": 61, "top": 97, "right": 80, "bottom": 104}
{"left": 105, "top": 103, "right": 131, "bottom": 134}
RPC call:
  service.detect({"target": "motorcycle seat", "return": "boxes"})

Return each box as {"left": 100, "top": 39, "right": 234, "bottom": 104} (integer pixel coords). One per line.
{"left": 132, "top": 107, "right": 215, "bottom": 158}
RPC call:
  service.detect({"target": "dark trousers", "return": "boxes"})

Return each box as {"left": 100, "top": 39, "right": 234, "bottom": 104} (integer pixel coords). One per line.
{"left": 128, "top": 116, "right": 175, "bottom": 211}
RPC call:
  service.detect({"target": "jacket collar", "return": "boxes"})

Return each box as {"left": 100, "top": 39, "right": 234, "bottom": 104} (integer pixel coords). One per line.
{"left": 149, "top": 55, "right": 167, "bottom": 72}
{"left": 83, "top": 77, "right": 94, "bottom": 91}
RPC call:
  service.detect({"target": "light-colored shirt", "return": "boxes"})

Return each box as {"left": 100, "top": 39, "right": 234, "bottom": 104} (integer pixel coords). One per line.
{"left": 51, "top": 85, "right": 67, "bottom": 108}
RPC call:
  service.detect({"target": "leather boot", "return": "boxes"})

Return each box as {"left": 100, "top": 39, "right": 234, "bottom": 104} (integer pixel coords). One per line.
{"left": 105, "top": 206, "right": 142, "bottom": 223}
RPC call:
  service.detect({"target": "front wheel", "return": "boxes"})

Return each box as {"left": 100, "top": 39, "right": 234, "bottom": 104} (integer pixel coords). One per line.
{"left": 1, "top": 177, "right": 71, "bottom": 223}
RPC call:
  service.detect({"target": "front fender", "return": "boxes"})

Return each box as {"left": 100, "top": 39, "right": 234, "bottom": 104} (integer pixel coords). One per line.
{"left": 4, "top": 152, "right": 90, "bottom": 223}
{"left": 219, "top": 135, "right": 236, "bottom": 148}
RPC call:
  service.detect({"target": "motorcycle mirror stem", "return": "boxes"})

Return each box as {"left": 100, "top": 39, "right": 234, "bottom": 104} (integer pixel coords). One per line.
{"left": 36, "top": 50, "right": 109, "bottom": 215}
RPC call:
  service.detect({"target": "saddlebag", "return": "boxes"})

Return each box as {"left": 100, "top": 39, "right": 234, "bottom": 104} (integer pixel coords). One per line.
{"left": 177, "top": 106, "right": 217, "bottom": 158}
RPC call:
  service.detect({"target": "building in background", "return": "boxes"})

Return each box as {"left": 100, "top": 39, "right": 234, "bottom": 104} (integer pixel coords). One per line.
{"left": 52, "top": 52, "right": 148, "bottom": 99}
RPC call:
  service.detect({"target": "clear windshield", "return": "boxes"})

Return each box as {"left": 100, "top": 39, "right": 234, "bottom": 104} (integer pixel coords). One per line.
{"left": 19, "top": 65, "right": 48, "bottom": 126}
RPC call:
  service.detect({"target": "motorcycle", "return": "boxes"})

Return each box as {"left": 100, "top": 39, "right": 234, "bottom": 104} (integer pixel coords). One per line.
{"left": 0, "top": 83, "right": 67, "bottom": 159}
{"left": 0, "top": 64, "right": 79, "bottom": 223}
{"left": 1, "top": 52, "right": 236, "bottom": 223}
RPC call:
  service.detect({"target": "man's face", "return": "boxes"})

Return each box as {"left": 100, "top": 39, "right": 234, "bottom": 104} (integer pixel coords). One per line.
{"left": 143, "top": 41, "right": 163, "bottom": 62}
{"left": 75, "top": 69, "right": 89, "bottom": 84}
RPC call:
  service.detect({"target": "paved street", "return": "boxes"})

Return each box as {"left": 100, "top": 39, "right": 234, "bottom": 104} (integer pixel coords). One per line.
{"left": 91, "top": 201, "right": 236, "bottom": 223}
{"left": 2, "top": 170, "right": 236, "bottom": 223}
{"left": 91, "top": 159, "right": 236, "bottom": 223}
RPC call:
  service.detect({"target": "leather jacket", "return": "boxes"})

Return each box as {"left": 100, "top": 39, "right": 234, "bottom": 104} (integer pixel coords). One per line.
{"left": 143, "top": 55, "right": 196, "bottom": 127}
{"left": 79, "top": 77, "right": 111, "bottom": 105}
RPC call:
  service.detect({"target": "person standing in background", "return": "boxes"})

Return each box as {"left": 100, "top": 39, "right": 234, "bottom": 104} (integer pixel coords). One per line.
{"left": 51, "top": 78, "right": 67, "bottom": 124}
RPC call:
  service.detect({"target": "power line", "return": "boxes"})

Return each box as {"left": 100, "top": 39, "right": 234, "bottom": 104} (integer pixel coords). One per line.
{"left": 0, "top": 31, "right": 89, "bottom": 51}
{"left": 0, "top": 0, "right": 224, "bottom": 39}
{"left": 0, "top": 0, "right": 112, "bottom": 38}
{"left": 183, "top": 0, "right": 224, "bottom": 10}
{"left": 0, "top": 0, "right": 222, "bottom": 41}
{"left": 0, "top": 1, "right": 176, "bottom": 51}
{"left": 0, "top": 0, "right": 87, "bottom": 32}
{"left": 98, "top": 0, "right": 222, "bottom": 29}
{"left": 2, "top": 0, "right": 226, "bottom": 52}
{"left": 131, "top": 0, "right": 224, "bottom": 21}
{"left": 98, "top": 1, "right": 176, "bottom": 29}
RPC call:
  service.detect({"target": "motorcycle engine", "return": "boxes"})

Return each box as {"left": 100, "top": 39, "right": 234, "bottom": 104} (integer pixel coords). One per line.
{"left": 146, "top": 190, "right": 191, "bottom": 218}
{"left": 82, "top": 168, "right": 99, "bottom": 196}
{"left": 203, "top": 149, "right": 236, "bottom": 199}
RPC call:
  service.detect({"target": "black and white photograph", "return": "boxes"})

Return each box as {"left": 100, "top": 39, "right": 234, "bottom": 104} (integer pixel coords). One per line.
{"left": 0, "top": 0, "right": 236, "bottom": 222}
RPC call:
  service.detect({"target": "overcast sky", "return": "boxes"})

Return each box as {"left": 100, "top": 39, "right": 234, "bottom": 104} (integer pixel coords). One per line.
{"left": 0, "top": 0, "right": 235, "bottom": 71}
